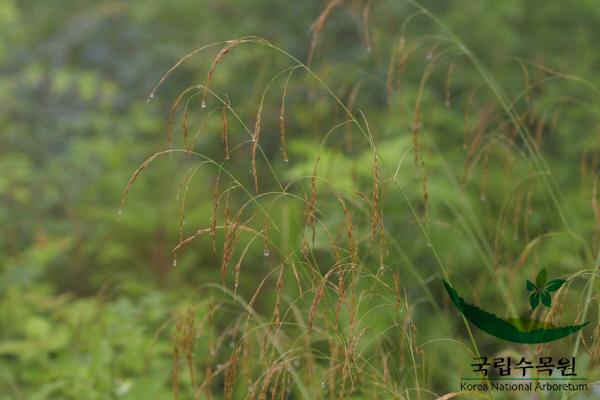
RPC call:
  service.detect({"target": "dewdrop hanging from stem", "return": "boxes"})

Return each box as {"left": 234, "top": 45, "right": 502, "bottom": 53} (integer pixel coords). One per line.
{"left": 262, "top": 221, "right": 270, "bottom": 257}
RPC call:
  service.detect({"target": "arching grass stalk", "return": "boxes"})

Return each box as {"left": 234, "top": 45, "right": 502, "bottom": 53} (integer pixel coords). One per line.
{"left": 144, "top": 33, "right": 490, "bottom": 397}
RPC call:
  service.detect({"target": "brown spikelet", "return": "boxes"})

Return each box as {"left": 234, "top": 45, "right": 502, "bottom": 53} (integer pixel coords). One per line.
{"left": 202, "top": 359, "right": 215, "bottom": 400}
{"left": 273, "top": 369, "right": 288, "bottom": 400}
{"left": 336, "top": 193, "right": 358, "bottom": 265}
{"left": 270, "top": 371, "right": 281, "bottom": 400}
{"left": 241, "top": 331, "right": 252, "bottom": 388}
{"left": 362, "top": 1, "right": 372, "bottom": 53}
{"left": 173, "top": 228, "right": 211, "bottom": 255}
{"left": 338, "top": 328, "right": 366, "bottom": 399}
{"left": 184, "top": 311, "right": 198, "bottom": 397}
{"left": 279, "top": 105, "right": 288, "bottom": 162}
{"left": 280, "top": 69, "right": 296, "bottom": 163}
{"left": 247, "top": 265, "right": 272, "bottom": 316}
{"left": 182, "top": 109, "right": 190, "bottom": 148}
{"left": 306, "top": 155, "right": 321, "bottom": 245}
{"left": 259, "top": 368, "right": 274, "bottom": 400}
{"left": 445, "top": 60, "right": 455, "bottom": 107}
{"left": 328, "top": 341, "right": 339, "bottom": 399}
{"left": 378, "top": 183, "right": 387, "bottom": 266}
{"left": 120, "top": 151, "right": 171, "bottom": 213}
{"left": 224, "top": 344, "right": 242, "bottom": 400}
{"left": 202, "top": 40, "right": 243, "bottom": 107}
{"left": 411, "top": 101, "right": 422, "bottom": 165}
{"left": 173, "top": 308, "right": 198, "bottom": 400}
{"left": 232, "top": 258, "right": 243, "bottom": 300}
{"left": 307, "top": 0, "right": 343, "bottom": 66}
{"left": 462, "top": 107, "right": 493, "bottom": 184}
{"left": 221, "top": 107, "right": 230, "bottom": 160}
{"left": 173, "top": 336, "right": 181, "bottom": 400}
{"left": 167, "top": 90, "right": 187, "bottom": 149}
{"left": 371, "top": 154, "right": 381, "bottom": 247}
{"left": 382, "top": 353, "right": 390, "bottom": 384}
{"left": 282, "top": 370, "right": 293, "bottom": 400}
{"left": 258, "top": 364, "right": 280, "bottom": 400}
{"left": 222, "top": 213, "right": 242, "bottom": 285}
{"left": 177, "top": 165, "right": 198, "bottom": 247}
{"left": 224, "top": 188, "right": 231, "bottom": 229}
{"left": 211, "top": 178, "right": 220, "bottom": 253}
{"left": 412, "top": 49, "right": 437, "bottom": 164}
{"left": 187, "top": 107, "right": 220, "bottom": 152}
{"left": 168, "top": 86, "right": 199, "bottom": 152}
{"left": 335, "top": 265, "right": 346, "bottom": 325}
{"left": 585, "top": 325, "right": 600, "bottom": 368}
{"left": 251, "top": 99, "right": 264, "bottom": 191}
{"left": 393, "top": 272, "right": 401, "bottom": 311}
{"left": 272, "top": 263, "right": 285, "bottom": 331}
{"left": 276, "top": 369, "right": 288, "bottom": 400}
{"left": 308, "top": 278, "right": 326, "bottom": 332}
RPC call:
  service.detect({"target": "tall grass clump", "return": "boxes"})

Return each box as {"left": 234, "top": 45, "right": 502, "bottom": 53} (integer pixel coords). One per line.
{"left": 121, "top": 1, "right": 600, "bottom": 398}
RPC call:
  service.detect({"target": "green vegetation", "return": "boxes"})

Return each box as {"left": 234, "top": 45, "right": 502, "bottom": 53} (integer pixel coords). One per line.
{"left": 2, "top": 1, "right": 600, "bottom": 399}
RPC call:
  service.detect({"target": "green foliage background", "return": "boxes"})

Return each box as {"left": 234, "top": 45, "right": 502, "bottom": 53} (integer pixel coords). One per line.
{"left": 2, "top": 0, "right": 600, "bottom": 399}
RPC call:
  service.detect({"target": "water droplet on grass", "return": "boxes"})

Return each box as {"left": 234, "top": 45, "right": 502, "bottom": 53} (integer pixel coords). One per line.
{"left": 201, "top": 100, "right": 207, "bottom": 108}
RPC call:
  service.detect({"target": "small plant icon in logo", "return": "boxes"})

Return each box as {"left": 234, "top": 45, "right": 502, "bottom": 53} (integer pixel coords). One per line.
{"left": 526, "top": 268, "right": 566, "bottom": 310}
